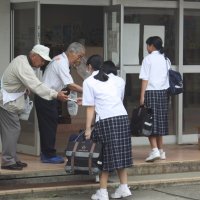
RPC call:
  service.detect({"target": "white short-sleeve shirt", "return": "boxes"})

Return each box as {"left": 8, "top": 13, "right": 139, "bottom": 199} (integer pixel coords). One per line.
{"left": 139, "top": 51, "right": 170, "bottom": 90}
{"left": 42, "top": 52, "right": 74, "bottom": 91}
{"left": 82, "top": 71, "right": 127, "bottom": 121}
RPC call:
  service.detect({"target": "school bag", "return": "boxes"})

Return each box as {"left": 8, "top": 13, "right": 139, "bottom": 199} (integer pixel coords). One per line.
{"left": 65, "top": 130, "right": 102, "bottom": 175}
{"left": 166, "top": 59, "right": 183, "bottom": 95}
{"left": 130, "top": 105, "right": 153, "bottom": 137}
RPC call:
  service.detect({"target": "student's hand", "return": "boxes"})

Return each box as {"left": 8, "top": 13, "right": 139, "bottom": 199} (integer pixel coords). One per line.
{"left": 57, "top": 91, "right": 68, "bottom": 102}
{"left": 76, "top": 97, "right": 82, "bottom": 105}
{"left": 140, "top": 97, "right": 145, "bottom": 106}
{"left": 85, "top": 128, "right": 92, "bottom": 140}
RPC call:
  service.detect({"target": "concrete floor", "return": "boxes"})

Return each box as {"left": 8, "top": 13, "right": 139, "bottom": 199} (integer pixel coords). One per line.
{"left": 0, "top": 144, "right": 199, "bottom": 175}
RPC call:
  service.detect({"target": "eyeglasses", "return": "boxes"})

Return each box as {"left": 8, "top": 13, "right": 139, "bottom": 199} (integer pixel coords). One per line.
{"left": 76, "top": 54, "right": 84, "bottom": 60}
{"left": 80, "top": 56, "right": 87, "bottom": 64}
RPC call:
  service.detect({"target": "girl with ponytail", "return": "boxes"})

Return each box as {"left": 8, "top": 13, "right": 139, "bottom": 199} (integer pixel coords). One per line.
{"left": 82, "top": 57, "right": 133, "bottom": 200}
{"left": 139, "top": 36, "right": 170, "bottom": 162}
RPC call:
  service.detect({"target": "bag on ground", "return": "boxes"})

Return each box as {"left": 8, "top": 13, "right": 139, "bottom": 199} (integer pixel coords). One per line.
{"left": 65, "top": 130, "right": 102, "bottom": 175}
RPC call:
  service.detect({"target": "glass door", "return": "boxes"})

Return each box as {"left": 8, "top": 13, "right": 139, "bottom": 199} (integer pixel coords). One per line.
{"left": 104, "top": 5, "right": 123, "bottom": 69}
{"left": 11, "top": 2, "right": 40, "bottom": 155}
{"left": 104, "top": 4, "right": 179, "bottom": 145}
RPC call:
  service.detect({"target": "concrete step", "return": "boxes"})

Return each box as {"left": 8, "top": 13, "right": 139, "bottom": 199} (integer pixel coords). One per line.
{"left": 1, "top": 159, "right": 200, "bottom": 199}
{"left": 128, "top": 159, "right": 200, "bottom": 176}
{"left": 1, "top": 171, "right": 200, "bottom": 199}
{"left": 1, "top": 159, "right": 200, "bottom": 184}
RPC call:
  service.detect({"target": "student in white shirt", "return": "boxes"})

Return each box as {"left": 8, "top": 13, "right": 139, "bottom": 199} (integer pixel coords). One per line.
{"left": 139, "top": 36, "right": 170, "bottom": 162}
{"left": 82, "top": 56, "right": 133, "bottom": 200}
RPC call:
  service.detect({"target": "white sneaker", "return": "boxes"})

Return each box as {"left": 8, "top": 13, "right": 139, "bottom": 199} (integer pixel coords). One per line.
{"left": 110, "top": 185, "right": 132, "bottom": 199}
{"left": 145, "top": 150, "right": 160, "bottom": 162}
{"left": 91, "top": 189, "right": 109, "bottom": 200}
{"left": 160, "top": 151, "right": 166, "bottom": 160}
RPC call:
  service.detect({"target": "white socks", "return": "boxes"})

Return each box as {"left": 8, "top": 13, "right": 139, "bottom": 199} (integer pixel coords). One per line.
{"left": 152, "top": 147, "right": 159, "bottom": 152}
{"left": 120, "top": 184, "right": 129, "bottom": 190}
{"left": 100, "top": 188, "right": 108, "bottom": 194}
{"left": 159, "top": 149, "right": 164, "bottom": 153}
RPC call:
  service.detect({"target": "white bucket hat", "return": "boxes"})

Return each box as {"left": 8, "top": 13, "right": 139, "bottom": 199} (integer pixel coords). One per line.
{"left": 32, "top": 44, "right": 52, "bottom": 61}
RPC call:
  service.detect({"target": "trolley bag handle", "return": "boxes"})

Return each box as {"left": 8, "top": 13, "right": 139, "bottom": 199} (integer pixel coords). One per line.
{"left": 71, "top": 141, "right": 79, "bottom": 174}
{"left": 74, "top": 130, "right": 85, "bottom": 142}
{"left": 88, "top": 143, "right": 96, "bottom": 175}
{"left": 71, "top": 130, "right": 85, "bottom": 173}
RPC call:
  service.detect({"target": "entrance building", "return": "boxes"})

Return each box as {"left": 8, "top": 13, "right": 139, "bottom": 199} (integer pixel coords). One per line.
{"left": 1, "top": 0, "right": 200, "bottom": 155}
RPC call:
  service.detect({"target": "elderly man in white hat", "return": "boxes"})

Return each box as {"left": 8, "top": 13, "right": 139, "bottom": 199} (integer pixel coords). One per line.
{"left": 0, "top": 44, "right": 68, "bottom": 170}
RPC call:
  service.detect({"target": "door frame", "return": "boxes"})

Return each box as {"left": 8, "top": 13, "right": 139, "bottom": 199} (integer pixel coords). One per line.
{"left": 11, "top": 1, "right": 41, "bottom": 155}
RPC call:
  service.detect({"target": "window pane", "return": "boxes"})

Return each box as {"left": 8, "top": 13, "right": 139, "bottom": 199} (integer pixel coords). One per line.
{"left": 124, "top": 7, "right": 177, "bottom": 64}
{"left": 183, "top": 74, "right": 200, "bottom": 134}
{"left": 14, "top": 8, "right": 35, "bottom": 56}
{"left": 14, "top": 8, "right": 35, "bottom": 147}
{"left": 184, "top": 10, "right": 200, "bottom": 64}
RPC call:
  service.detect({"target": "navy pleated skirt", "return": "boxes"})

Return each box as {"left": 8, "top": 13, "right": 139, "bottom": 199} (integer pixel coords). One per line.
{"left": 144, "top": 90, "right": 169, "bottom": 136}
{"left": 92, "top": 115, "right": 133, "bottom": 172}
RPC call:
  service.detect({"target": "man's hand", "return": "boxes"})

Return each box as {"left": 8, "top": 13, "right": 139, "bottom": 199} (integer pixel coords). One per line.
{"left": 57, "top": 91, "right": 68, "bottom": 102}
{"left": 25, "top": 89, "right": 31, "bottom": 96}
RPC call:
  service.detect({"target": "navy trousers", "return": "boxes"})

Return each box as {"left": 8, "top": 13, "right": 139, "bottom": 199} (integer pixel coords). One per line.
{"left": 34, "top": 95, "right": 58, "bottom": 157}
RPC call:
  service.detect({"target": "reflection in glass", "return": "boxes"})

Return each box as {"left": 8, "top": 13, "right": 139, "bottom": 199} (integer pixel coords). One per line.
{"left": 14, "top": 8, "right": 36, "bottom": 146}
{"left": 124, "top": 7, "right": 177, "bottom": 65}
{"left": 41, "top": 5, "right": 103, "bottom": 58}
{"left": 184, "top": 10, "right": 200, "bottom": 64}
{"left": 14, "top": 9, "right": 35, "bottom": 57}
{"left": 106, "top": 11, "right": 120, "bottom": 67}
{"left": 183, "top": 74, "right": 200, "bottom": 134}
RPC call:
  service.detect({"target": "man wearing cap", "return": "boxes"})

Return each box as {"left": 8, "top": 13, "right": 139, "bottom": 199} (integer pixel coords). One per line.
{"left": 35, "top": 42, "right": 84, "bottom": 164}
{"left": 0, "top": 44, "right": 68, "bottom": 170}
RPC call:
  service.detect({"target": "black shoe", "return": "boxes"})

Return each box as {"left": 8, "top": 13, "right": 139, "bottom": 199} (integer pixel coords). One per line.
{"left": 1, "top": 163, "right": 23, "bottom": 170}
{"left": 16, "top": 161, "right": 28, "bottom": 167}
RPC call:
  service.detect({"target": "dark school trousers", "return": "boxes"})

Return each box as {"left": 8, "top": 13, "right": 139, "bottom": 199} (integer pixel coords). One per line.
{"left": 34, "top": 95, "right": 58, "bottom": 157}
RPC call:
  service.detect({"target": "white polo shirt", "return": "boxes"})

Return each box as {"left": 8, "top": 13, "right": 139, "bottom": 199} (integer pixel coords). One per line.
{"left": 82, "top": 71, "right": 127, "bottom": 121}
{"left": 139, "top": 51, "right": 170, "bottom": 90}
{"left": 42, "top": 52, "right": 74, "bottom": 91}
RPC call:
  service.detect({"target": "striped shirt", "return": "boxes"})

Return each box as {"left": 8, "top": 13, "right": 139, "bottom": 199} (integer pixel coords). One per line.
{"left": 42, "top": 52, "right": 74, "bottom": 91}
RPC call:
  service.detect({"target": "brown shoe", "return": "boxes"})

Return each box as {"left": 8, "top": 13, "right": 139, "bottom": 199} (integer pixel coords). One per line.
{"left": 16, "top": 161, "right": 28, "bottom": 168}
{"left": 1, "top": 163, "right": 23, "bottom": 170}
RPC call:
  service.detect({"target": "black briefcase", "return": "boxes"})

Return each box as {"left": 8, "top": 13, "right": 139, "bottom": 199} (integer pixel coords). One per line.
{"left": 130, "top": 105, "right": 153, "bottom": 137}
{"left": 65, "top": 130, "right": 102, "bottom": 175}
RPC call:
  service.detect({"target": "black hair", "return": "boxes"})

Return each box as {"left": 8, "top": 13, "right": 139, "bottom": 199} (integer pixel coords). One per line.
{"left": 146, "top": 36, "right": 165, "bottom": 55}
{"left": 102, "top": 60, "right": 117, "bottom": 75}
{"left": 86, "top": 54, "right": 103, "bottom": 71}
{"left": 94, "top": 60, "right": 118, "bottom": 82}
